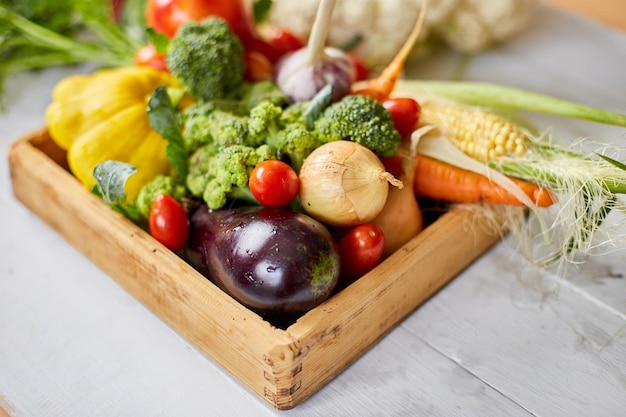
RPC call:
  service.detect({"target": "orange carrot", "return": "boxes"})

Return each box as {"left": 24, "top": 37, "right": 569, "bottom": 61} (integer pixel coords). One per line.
{"left": 413, "top": 154, "right": 556, "bottom": 207}
{"left": 350, "top": 0, "right": 429, "bottom": 102}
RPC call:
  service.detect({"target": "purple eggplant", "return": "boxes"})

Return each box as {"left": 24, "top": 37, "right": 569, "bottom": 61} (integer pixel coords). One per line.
{"left": 185, "top": 206, "right": 340, "bottom": 323}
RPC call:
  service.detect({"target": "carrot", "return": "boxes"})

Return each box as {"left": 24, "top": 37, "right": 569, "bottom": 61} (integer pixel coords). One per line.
{"left": 413, "top": 154, "right": 556, "bottom": 207}
{"left": 350, "top": 0, "right": 429, "bottom": 102}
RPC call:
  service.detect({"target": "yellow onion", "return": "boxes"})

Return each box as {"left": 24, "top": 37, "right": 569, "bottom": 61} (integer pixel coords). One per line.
{"left": 299, "top": 141, "right": 403, "bottom": 227}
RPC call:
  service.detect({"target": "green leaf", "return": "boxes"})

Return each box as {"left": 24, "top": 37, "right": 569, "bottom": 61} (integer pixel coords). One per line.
{"left": 93, "top": 160, "right": 137, "bottom": 205}
{"left": 304, "top": 84, "right": 333, "bottom": 129}
{"left": 596, "top": 153, "right": 626, "bottom": 172}
{"left": 252, "top": 0, "right": 273, "bottom": 24}
{"left": 147, "top": 86, "right": 188, "bottom": 180}
{"left": 146, "top": 27, "right": 169, "bottom": 54}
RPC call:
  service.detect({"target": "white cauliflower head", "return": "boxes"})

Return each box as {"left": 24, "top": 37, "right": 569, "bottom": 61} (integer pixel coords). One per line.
{"left": 266, "top": 0, "right": 537, "bottom": 68}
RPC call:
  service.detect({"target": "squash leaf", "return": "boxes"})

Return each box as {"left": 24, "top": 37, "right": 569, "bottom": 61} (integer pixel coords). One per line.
{"left": 147, "top": 86, "right": 188, "bottom": 180}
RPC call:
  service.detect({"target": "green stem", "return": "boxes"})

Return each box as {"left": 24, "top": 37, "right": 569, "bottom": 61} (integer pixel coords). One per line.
{"left": 396, "top": 80, "right": 626, "bottom": 127}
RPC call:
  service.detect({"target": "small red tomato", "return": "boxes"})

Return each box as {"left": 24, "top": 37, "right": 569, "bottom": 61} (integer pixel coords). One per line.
{"left": 338, "top": 223, "right": 385, "bottom": 284}
{"left": 146, "top": 0, "right": 253, "bottom": 40}
{"left": 149, "top": 194, "right": 190, "bottom": 252}
{"left": 249, "top": 160, "right": 299, "bottom": 208}
{"left": 244, "top": 50, "right": 274, "bottom": 81}
{"left": 134, "top": 43, "right": 168, "bottom": 71}
{"left": 348, "top": 53, "right": 369, "bottom": 81}
{"left": 382, "top": 97, "right": 421, "bottom": 140}
{"left": 268, "top": 29, "right": 305, "bottom": 61}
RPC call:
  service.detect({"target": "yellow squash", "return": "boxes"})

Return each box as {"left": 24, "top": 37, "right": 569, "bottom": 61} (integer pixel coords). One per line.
{"left": 46, "top": 66, "right": 182, "bottom": 200}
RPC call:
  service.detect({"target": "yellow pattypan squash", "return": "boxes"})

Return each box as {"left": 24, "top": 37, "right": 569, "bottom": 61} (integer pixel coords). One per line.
{"left": 45, "top": 66, "right": 182, "bottom": 201}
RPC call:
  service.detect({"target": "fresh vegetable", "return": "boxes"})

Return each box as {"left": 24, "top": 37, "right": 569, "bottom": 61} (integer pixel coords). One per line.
{"left": 247, "top": 100, "right": 322, "bottom": 173}
{"left": 418, "top": 98, "right": 528, "bottom": 161}
{"left": 185, "top": 206, "right": 341, "bottom": 323}
{"left": 313, "top": 94, "right": 402, "bottom": 157}
{"left": 182, "top": 103, "right": 257, "bottom": 153}
{"left": 372, "top": 126, "right": 433, "bottom": 257}
{"left": 414, "top": 154, "right": 555, "bottom": 207}
{"left": 299, "top": 141, "right": 403, "bottom": 227}
{"left": 249, "top": 160, "right": 300, "bottom": 208}
{"left": 399, "top": 80, "right": 626, "bottom": 264}
{"left": 186, "top": 143, "right": 274, "bottom": 210}
{"left": 337, "top": 223, "right": 385, "bottom": 284}
{"left": 135, "top": 174, "right": 188, "bottom": 219}
{"left": 145, "top": 0, "right": 252, "bottom": 40}
{"left": 383, "top": 97, "right": 421, "bottom": 140}
{"left": 45, "top": 66, "right": 182, "bottom": 200}
{"left": 243, "top": 50, "right": 274, "bottom": 82}
{"left": 166, "top": 17, "right": 245, "bottom": 101}
{"left": 149, "top": 194, "right": 190, "bottom": 251}
{"left": 266, "top": 0, "right": 538, "bottom": 68}
{"left": 0, "top": 1, "right": 142, "bottom": 106}
{"left": 274, "top": 0, "right": 355, "bottom": 103}
{"left": 266, "top": 29, "right": 306, "bottom": 61}
{"left": 350, "top": 0, "right": 428, "bottom": 102}
{"left": 134, "top": 43, "right": 168, "bottom": 71}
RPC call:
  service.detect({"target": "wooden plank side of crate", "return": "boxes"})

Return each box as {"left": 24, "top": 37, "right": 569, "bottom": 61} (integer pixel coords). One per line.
{"left": 282, "top": 207, "right": 503, "bottom": 407}
{"left": 7, "top": 130, "right": 302, "bottom": 409}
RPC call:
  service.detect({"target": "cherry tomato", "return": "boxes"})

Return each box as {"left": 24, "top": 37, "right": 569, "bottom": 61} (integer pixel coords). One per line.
{"left": 146, "top": 0, "right": 253, "bottom": 40}
{"left": 348, "top": 53, "right": 369, "bottom": 81}
{"left": 382, "top": 97, "right": 421, "bottom": 140}
{"left": 243, "top": 50, "right": 274, "bottom": 82}
{"left": 149, "top": 194, "right": 190, "bottom": 252}
{"left": 268, "top": 29, "right": 305, "bottom": 61}
{"left": 249, "top": 160, "right": 299, "bottom": 208}
{"left": 134, "top": 43, "right": 168, "bottom": 71}
{"left": 338, "top": 223, "right": 385, "bottom": 283}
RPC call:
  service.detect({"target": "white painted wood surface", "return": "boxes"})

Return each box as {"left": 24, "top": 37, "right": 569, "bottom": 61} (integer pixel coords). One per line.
{"left": 1, "top": 5, "right": 626, "bottom": 416}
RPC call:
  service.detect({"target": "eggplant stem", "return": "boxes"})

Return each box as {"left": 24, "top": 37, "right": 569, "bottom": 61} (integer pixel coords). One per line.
{"left": 306, "top": 0, "right": 337, "bottom": 65}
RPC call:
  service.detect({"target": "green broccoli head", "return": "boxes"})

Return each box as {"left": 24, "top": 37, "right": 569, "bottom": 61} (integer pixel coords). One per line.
{"left": 240, "top": 80, "right": 290, "bottom": 111}
{"left": 166, "top": 17, "right": 244, "bottom": 101}
{"left": 247, "top": 101, "right": 321, "bottom": 172}
{"left": 182, "top": 101, "right": 259, "bottom": 152}
{"left": 187, "top": 144, "right": 274, "bottom": 209}
{"left": 134, "top": 174, "right": 187, "bottom": 219}
{"left": 313, "top": 95, "right": 401, "bottom": 157}
{"left": 248, "top": 101, "right": 283, "bottom": 140}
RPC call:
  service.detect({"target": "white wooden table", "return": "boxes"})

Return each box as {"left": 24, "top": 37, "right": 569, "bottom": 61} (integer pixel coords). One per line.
{"left": 1, "top": 4, "right": 626, "bottom": 416}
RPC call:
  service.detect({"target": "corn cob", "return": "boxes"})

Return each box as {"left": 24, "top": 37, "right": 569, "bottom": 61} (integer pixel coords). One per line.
{"left": 419, "top": 99, "right": 528, "bottom": 161}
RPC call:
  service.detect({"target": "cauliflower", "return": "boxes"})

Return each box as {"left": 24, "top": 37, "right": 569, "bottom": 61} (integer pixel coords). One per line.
{"left": 267, "top": 0, "right": 538, "bottom": 68}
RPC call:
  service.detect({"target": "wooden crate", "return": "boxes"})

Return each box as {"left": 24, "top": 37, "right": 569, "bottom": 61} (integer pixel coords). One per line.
{"left": 8, "top": 128, "right": 503, "bottom": 409}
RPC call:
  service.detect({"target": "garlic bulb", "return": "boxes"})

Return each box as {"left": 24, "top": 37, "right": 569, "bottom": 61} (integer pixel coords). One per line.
{"left": 274, "top": 0, "right": 355, "bottom": 103}
{"left": 299, "top": 141, "right": 403, "bottom": 227}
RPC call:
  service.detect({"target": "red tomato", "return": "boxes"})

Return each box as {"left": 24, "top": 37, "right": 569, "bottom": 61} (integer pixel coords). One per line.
{"left": 382, "top": 97, "right": 421, "bottom": 140}
{"left": 243, "top": 50, "right": 274, "bottom": 82}
{"left": 338, "top": 223, "right": 385, "bottom": 283}
{"left": 149, "top": 194, "right": 190, "bottom": 252}
{"left": 146, "top": 0, "right": 253, "bottom": 40}
{"left": 348, "top": 53, "right": 369, "bottom": 82}
{"left": 268, "top": 29, "right": 305, "bottom": 61}
{"left": 249, "top": 160, "right": 299, "bottom": 208}
{"left": 134, "top": 43, "right": 168, "bottom": 71}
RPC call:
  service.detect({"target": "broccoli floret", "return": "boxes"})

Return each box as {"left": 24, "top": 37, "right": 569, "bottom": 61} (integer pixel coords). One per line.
{"left": 186, "top": 144, "right": 274, "bottom": 209}
{"left": 134, "top": 174, "right": 187, "bottom": 219}
{"left": 248, "top": 101, "right": 322, "bottom": 173}
{"left": 182, "top": 101, "right": 261, "bottom": 152}
{"left": 240, "top": 80, "right": 290, "bottom": 111}
{"left": 313, "top": 95, "right": 401, "bottom": 157}
{"left": 166, "top": 17, "right": 244, "bottom": 101}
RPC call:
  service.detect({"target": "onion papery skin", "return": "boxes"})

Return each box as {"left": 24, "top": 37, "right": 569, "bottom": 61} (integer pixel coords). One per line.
{"left": 299, "top": 141, "right": 397, "bottom": 227}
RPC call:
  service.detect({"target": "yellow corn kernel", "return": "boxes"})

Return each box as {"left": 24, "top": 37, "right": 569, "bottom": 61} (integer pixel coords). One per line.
{"left": 419, "top": 100, "right": 527, "bottom": 161}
